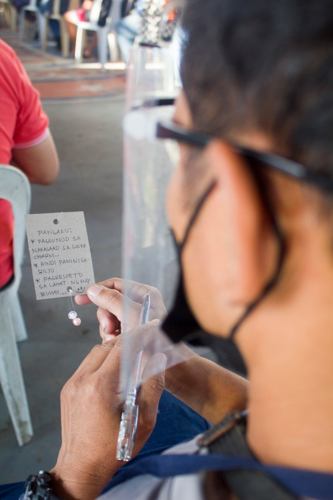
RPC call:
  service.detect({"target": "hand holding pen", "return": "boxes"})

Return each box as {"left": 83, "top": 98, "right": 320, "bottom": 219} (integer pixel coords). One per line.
{"left": 116, "top": 293, "right": 151, "bottom": 461}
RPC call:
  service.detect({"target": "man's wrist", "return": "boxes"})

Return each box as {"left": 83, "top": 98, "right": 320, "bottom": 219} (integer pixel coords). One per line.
{"left": 50, "top": 456, "right": 121, "bottom": 500}
{"left": 50, "top": 466, "right": 109, "bottom": 500}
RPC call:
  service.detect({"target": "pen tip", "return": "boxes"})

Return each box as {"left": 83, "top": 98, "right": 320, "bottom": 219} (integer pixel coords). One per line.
{"left": 144, "top": 293, "right": 151, "bottom": 308}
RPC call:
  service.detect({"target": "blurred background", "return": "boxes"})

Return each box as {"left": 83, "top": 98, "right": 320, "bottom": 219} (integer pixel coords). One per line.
{"left": 0, "top": 0, "right": 125, "bottom": 480}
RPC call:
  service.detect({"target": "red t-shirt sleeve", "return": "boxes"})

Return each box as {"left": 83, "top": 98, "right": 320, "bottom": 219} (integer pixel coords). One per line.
{"left": 0, "top": 40, "right": 49, "bottom": 164}
{"left": 0, "top": 41, "right": 49, "bottom": 287}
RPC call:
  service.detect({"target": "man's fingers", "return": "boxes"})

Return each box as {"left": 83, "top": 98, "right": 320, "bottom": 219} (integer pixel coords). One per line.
{"left": 74, "top": 279, "right": 121, "bottom": 306}
{"left": 86, "top": 284, "right": 143, "bottom": 327}
{"left": 136, "top": 353, "right": 166, "bottom": 436}
{"left": 74, "top": 340, "right": 118, "bottom": 377}
{"left": 75, "top": 278, "right": 162, "bottom": 310}
{"left": 95, "top": 278, "right": 150, "bottom": 303}
{"left": 86, "top": 286, "right": 126, "bottom": 319}
{"left": 75, "top": 293, "right": 91, "bottom": 305}
{"left": 97, "top": 307, "right": 120, "bottom": 341}
{"left": 97, "top": 337, "right": 123, "bottom": 393}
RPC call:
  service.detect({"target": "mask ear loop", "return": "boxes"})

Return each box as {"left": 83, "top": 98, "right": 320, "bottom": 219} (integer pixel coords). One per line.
{"left": 67, "top": 286, "right": 82, "bottom": 326}
{"left": 228, "top": 158, "right": 286, "bottom": 343}
{"left": 228, "top": 229, "right": 285, "bottom": 342}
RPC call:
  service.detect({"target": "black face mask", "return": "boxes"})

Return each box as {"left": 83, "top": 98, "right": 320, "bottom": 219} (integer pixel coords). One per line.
{"left": 162, "top": 172, "right": 286, "bottom": 346}
{"left": 162, "top": 181, "right": 216, "bottom": 343}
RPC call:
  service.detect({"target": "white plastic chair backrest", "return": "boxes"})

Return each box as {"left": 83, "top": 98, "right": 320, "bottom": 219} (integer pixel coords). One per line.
{"left": 52, "top": 0, "right": 61, "bottom": 16}
{"left": 109, "top": 0, "right": 121, "bottom": 29}
{"left": 0, "top": 165, "right": 31, "bottom": 289}
{"left": 89, "top": 0, "right": 103, "bottom": 24}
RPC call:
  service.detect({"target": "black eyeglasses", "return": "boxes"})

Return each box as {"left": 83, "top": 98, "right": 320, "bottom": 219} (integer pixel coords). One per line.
{"left": 156, "top": 120, "right": 333, "bottom": 194}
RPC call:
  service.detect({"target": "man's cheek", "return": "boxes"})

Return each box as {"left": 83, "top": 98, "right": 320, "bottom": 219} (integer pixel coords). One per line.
{"left": 166, "top": 170, "right": 181, "bottom": 226}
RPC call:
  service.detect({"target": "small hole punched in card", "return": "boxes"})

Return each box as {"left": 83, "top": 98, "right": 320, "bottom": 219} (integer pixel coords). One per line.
{"left": 25, "top": 212, "right": 95, "bottom": 301}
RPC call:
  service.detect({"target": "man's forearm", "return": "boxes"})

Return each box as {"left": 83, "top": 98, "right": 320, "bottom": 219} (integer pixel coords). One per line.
{"left": 165, "top": 355, "right": 248, "bottom": 424}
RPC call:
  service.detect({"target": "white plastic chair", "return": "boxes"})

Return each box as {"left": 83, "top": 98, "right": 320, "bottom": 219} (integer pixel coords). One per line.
{"left": 19, "top": 0, "right": 45, "bottom": 42}
{"left": 0, "top": 0, "right": 17, "bottom": 32}
{"left": 75, "top": 0, "right": 121, "bottom": 70}
{"left": 42, "top": 0, "right": 70, "bottom": 57}
{"left": 0, "top": 165, "right": 33, "bottom": 446}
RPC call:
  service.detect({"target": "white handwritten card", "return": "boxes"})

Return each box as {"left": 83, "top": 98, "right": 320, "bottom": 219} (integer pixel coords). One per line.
{"left": 25, "top": 212, "right": 95, "bottom": 300}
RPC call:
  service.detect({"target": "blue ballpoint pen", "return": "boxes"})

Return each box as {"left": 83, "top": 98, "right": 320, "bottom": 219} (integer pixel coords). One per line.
{"left": 116, "top": 293, "right": 151, "bottom": 461}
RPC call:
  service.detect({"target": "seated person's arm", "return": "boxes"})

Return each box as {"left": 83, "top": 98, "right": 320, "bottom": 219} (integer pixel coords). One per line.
{"left": 11, "top": 132, "right": 59, "bottom": 185}
{"left": 1, "top": 40, "right": 59, "bottom": 184}
{"left": 77, "top": 278, "right": 248, "bottom": 425}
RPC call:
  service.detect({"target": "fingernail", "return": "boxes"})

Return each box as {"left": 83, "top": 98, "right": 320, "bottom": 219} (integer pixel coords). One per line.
{"left": 87, "top": 284, "right": 102, "bottom": 298}
{"left": 150, "top": 319, "right": 160, "bottom": 325}
{"left": 103, "top": 333, "right": 116, "bottom": 342}
{"left": 102, "top": 322, "right": 106, "bottom": 332}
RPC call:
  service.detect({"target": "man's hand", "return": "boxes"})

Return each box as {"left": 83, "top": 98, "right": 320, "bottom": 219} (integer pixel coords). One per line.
{"left": 75, "top": 278, "right": 167, "bottom": 342}
{"left": 51, "top": 337, "right": 166, "bottom": 500}
{"left": 76, "top": 278, "right": 248, "bottom": 425}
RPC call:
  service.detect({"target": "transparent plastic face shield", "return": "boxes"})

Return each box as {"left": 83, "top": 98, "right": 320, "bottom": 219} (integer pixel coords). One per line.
{"left": 117, "top": 47, "right": 195, "bottom": 460}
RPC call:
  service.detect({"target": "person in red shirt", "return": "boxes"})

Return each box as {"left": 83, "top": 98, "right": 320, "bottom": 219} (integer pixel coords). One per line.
{"left": 0, "top": 39, "right": 59, "bottom": 289}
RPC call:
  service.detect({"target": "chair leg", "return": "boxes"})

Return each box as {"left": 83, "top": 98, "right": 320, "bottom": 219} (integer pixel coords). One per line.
{"left": 75, "top": 25, "right": 84, "bottom": 63}
{"left": 42, "top": 16, "right": 49, "bottom": 51}
{"left": 10, "top": 293, "right": 28, "bottom": 342}
{"left": 3, "top": 2, "right": 10, "bottom": 30}
{"left": 19, "top": 9, "right": 25, "bottom": 41}
{"left": 59, "top": 17, "right": 69, "bottom": 57}
{"left": 0, "top": 298, "right": 33, "bottom": 446}
{"left": 108, "top": 31, "right": 119, "bottom": 62}
{"left": 3, "top": 2, "right": 10, "bottom": 28}
{"left": 10, "top": 4, "right": 16, "bottom": 32}
{"left": 37, "top": 11, "right": 46, "bottom": 47}
{"left": 97, "top": 27, "right": 108, "bottom": 71}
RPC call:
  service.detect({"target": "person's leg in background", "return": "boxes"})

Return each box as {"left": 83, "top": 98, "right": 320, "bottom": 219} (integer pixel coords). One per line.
{"left": 63, "top": 8, "right": 80, "bottom": 54}
{"left": 38, "top": 0, "right": 61, "bottom": 49}
{"left": 63, "top": 2, "right": 96, "bottom": 57}
{"left": 116, "top": 11, "right": 141, "bottom": 64}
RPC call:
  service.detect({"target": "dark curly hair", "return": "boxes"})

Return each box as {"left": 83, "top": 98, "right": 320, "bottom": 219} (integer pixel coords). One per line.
{"left": 181, "top": 0, "right": 333, "bottom": 182}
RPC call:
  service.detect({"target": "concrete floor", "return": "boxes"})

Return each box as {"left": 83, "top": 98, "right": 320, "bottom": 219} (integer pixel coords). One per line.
{"left": 0, "top": 95, "right": 125, "bottom": 483}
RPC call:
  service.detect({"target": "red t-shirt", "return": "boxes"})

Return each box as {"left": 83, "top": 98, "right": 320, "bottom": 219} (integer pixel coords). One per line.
{"left": 0, "top": 39, "right": 49, "bottom": 288}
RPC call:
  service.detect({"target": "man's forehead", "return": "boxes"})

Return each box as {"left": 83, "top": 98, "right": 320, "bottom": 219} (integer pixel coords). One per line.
{"left": 173, "top": 90, "right": 193, "bottom": 127}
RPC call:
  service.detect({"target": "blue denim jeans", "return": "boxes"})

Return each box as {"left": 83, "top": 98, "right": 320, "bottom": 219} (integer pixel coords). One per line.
{"left": 115, "top": 12, "right": 141, "bottom": 64}
{"left": 0, "top": 391, "right": 210, "bottom": 499}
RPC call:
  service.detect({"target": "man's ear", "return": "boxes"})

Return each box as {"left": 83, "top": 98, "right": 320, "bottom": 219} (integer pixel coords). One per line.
{"left": 206, "top": 140, "right": 279, "bottom": 305}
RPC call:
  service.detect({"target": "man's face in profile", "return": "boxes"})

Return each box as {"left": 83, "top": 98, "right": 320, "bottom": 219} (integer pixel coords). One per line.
{"left": 166, "top": 82, "right": 280, "bottom": 338}
{"left": 166, "top": 89, "right": 241, "bottom": 336}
